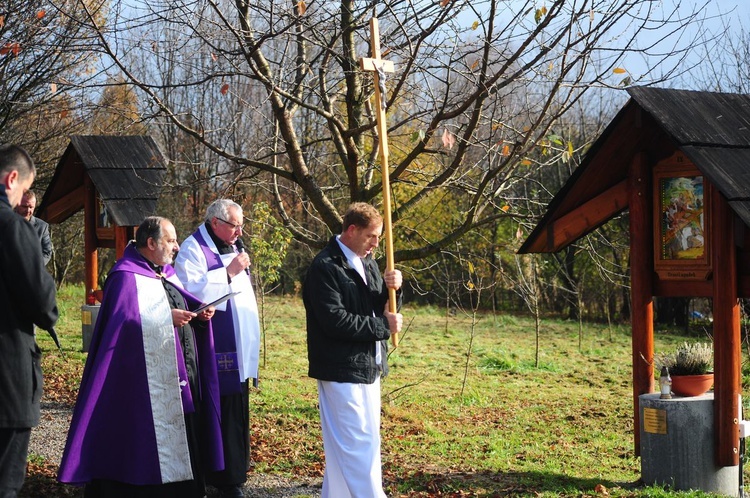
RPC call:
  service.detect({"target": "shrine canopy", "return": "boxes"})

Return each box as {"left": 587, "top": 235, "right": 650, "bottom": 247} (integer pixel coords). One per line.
{"left": 37, "top": 135, "right": 165, "bottom": 227}
{"left": 517, "top": 87, "right": 750, "bottom": 466}
{"left": 36, "top": 135, "right": 166, "bottom": 297}
{"left": 518, "top": 86, "right": 750, "bottom": 265}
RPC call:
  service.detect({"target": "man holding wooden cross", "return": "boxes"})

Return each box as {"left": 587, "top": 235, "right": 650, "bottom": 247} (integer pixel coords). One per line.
{"left": 304, "top": 202, "right": 403, "bottom": 497}
{"left": 305, "top": 17, "right": 403, "bottom": 497}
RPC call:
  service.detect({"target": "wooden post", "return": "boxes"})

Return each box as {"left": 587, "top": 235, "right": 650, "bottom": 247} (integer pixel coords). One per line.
{"left": 115, "top": 225, "right": 130, "bottom": 259}
{"left": 83, "top": 175, "right": 98, "bottom": 297}
{"left": 711, "top": 185, "right": 741, "bottom": 466}
{"left": 628, "top": 151, "right": 654, "bottom": 455}
{"left": 360, "top": 17, "right": 399, "bottom": 347}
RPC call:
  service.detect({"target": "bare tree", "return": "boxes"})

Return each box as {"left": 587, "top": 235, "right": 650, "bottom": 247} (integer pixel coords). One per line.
{"left": 0, "top": 0, "right": 103, "bottom": 175}
{"left": 511, "top": 253, "right": 543, "bottom": 367}
{"left": 72, "top": 0, "right": 710, "bottom": 261}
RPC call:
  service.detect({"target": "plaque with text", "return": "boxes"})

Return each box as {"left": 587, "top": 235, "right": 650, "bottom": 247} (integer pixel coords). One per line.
{"left": 643, "top": 407, "right": 668, "bottom": 434}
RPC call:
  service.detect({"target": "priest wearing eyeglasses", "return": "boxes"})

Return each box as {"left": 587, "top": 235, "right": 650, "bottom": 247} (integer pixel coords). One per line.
{"left": 174, "top": 199, "right": 261, "bottom": 498}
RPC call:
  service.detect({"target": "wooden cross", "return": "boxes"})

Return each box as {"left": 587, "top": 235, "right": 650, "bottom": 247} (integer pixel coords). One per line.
{"left": 360, "top": 17, "right": 399, "bottom": 347}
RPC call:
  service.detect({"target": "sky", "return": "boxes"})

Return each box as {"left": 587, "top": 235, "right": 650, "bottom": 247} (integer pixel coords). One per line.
{"left": 449, "top": 1, "right": 750, "bottom": 90}
{"left": 618, "top": 0, "right": 750, "bottom": 87}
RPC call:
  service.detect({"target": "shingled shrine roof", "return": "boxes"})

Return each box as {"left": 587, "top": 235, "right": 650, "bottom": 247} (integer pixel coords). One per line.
{"left": 519, "top": 87, "right": 750, "bottom": 254}
{"left": 37, "top": 135, "right": 167, "bottom": 226}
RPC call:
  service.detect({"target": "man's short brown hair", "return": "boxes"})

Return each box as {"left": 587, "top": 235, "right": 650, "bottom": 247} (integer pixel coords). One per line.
{"left": 342, "top": 202, "right": 382, "bottom": 232}
{"left": 0, "top": 144, "right": 35, "bottom": 181}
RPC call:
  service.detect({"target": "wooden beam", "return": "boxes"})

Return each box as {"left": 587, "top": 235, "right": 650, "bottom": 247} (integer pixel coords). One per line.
{"left": 84, "top": 176, "right": 98, "bottom": 297}
{"left": 653, "top": 279, "right": 712, "bottom": 297}
{"left": 545, "top": 180, "right": 629, "bottom": 252}
{"left": 115, "top": 226, "right": 130, "bottom": 258}
{"left": 40, "top": 185, "right": 85, "bottom": 223}
{"left": 360, "top": 57, "right": 394, "bottom": 73}
{"left": 628, "top": 152, "right": 653, "bottom": 456}
{"left": 712, "top": 185, "right": 741, "bottom": 467}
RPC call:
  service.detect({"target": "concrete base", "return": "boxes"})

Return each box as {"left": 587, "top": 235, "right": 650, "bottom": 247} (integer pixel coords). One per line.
{"left": 639, "top": 392, "right": 738, "bottom": 497}
{"left": 81, "top": 304, "right": 100, "bottom": 352}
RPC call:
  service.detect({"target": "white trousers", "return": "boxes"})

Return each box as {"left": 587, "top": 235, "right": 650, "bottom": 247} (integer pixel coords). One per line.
{"left": 317, "top": 379, "right": 386, "bottom": 498}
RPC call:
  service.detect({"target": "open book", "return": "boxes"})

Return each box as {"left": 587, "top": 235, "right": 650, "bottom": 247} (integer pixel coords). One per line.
{"left": 193, "top": 291, "right": 242, "bottom": 314}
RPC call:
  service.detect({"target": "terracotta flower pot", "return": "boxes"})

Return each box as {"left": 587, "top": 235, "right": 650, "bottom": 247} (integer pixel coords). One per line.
{"left": 670, "top": 373, "right": 714, "bottom": 397}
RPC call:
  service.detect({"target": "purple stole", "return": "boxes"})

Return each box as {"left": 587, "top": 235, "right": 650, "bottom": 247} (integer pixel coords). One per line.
{"left": 194, "top": 230, "right": 242, "bottom": 395}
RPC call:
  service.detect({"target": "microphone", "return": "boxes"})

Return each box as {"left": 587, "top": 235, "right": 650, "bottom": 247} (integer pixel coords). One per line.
{"left": 235, "top": 238, "right": 251, "bottom": 275}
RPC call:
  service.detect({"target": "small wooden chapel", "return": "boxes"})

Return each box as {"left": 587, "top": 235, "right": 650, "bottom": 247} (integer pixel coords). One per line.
{"left": 519, "top": 86, "right": 750, "bottom": 473}
{"left": 36, "top": 135, "right": 166, "bottom": 298}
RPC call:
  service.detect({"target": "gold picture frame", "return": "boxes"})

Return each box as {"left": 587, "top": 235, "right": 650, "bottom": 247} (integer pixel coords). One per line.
{"left": 653, "top": 158, "right": 711, "bottom": 280}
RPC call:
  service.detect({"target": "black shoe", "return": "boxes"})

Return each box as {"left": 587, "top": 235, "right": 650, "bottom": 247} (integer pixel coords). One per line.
{"left": 218, "top": 485, "right": 244, "bottom": 498}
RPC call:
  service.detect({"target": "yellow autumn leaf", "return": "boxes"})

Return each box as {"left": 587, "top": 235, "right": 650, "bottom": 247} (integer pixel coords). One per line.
{"left": 37, "top": 10, "right": 46, "bottom": 19}
{"left": 468, "top": 261, "right": 475, "bottom": 273}
{"left": 440, "top": 0, "right": 450, "bottom": 6}
{"left": 297, "top": 1, "right": 306, "bottom": 15}
{"left": 466, "top": 281, "right": 475, "bottom": 290}
{"left": 0, "top": 15, "right": 4, "bottom": 29}
{"left": 613, "top": 67, "right": 627, "bottom": 74}
{"left": 567, "top": 141, "right": 573, "bottom": 155}
{"left": 471, "top": 20, "right": 479, "bottom": 30}
{"left": 501, "top": 205, "right": 510, "bottom": 212}
{"left": 534, "top": 6, "right": 547, "bottom": 23}
{"left": 501, "top": 144, "right": 510, "bottom": 156}
{"left": 521, "top": 159, "right": 532, "bottom": 166}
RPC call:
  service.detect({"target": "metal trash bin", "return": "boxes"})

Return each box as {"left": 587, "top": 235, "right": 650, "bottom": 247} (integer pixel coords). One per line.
{"left": 81, "top": 304, "right": 100, "bottom": 352}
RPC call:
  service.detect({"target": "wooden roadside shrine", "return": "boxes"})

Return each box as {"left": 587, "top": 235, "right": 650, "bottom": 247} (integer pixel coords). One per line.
{"left": 36, "top": 135, "right": 166, "bottom": 300}
{"left": 519, "top": 87, "right": 750, "bottom": 468}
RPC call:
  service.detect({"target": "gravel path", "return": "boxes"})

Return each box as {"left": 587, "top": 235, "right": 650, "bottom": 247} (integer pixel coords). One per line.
{"left": 30, "top": 401, "right": 322, "bottom": 498}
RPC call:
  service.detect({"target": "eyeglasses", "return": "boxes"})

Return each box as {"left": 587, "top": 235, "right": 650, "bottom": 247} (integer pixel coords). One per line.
{"left": 216, "top": 217, "right": 244, "bottom": 232}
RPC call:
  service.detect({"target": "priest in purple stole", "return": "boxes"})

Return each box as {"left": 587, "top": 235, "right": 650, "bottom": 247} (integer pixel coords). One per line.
{"left": 58, "top": 217, "right": 224, "bottom": 498}
{"left": 175, "top": 199, "right": 261, "bottom": 498}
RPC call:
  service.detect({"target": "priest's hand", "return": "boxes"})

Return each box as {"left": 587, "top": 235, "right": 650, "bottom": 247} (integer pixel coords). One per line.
{"left": 197, "top": 306, "right": 215, "bottom": 321}
{"left": 226, "top": 253, "right": 250, "bottom": 279}
{"left": 172, "top": 308, "right": 197, "bottom": 327}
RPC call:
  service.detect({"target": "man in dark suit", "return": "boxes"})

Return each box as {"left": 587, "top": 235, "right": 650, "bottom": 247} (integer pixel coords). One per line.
{"left": 14, "top": 189, "right": 53, "bottom": 266}
{"left": 0, "top": 144, "right": 58, "bottom": 497}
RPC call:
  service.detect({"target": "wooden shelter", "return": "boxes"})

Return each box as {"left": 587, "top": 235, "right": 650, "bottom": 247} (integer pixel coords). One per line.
{"left": 519, "top": 87, "right": 750, "bottom": 467}
{"left": 37, "top": 135, "right": 166, "bottom": 297}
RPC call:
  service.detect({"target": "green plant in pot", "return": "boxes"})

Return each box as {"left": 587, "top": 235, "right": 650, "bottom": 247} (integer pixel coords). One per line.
{"left": 655, "top": 341, "right": 714, "bottom": 397}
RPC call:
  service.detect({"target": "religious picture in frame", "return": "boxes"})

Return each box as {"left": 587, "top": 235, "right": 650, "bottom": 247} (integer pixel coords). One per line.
{"left": 653, "top": 158, "right": 711, "bottom": 280}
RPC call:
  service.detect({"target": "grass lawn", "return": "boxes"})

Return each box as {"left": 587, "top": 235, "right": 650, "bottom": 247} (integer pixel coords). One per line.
{"left": 27, "top": 285, "right": 737, "bottom": 497}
